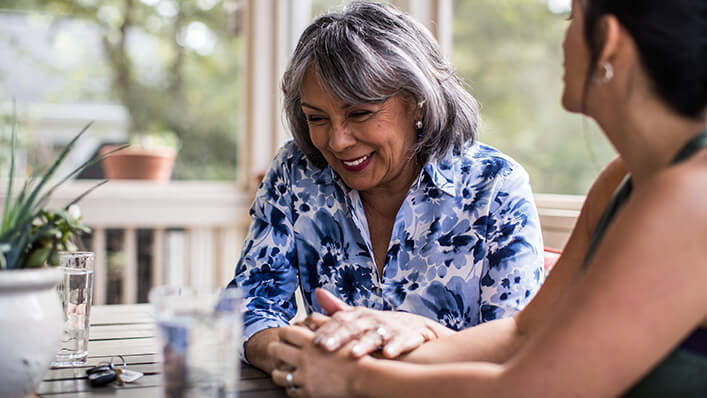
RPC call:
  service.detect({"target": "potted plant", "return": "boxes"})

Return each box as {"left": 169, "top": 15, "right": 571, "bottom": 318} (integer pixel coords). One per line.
{"left": 0, "top": 116, "right": 124, "bottom": 398}
{"left": 100, "top": 128, "right": 180, "bottom": 182}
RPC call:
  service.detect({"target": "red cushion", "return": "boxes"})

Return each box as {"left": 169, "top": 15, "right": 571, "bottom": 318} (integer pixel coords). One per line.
{"left": 543, "top": 248, "right": 561, "bottom": 272}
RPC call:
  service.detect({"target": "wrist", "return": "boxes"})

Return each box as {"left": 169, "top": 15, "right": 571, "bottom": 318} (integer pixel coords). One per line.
{"left": 351, "top": 356, "right": 378, "bottom": 397}
{"left": 245, "top": 327, "right": 281, "bottom": 373}
{"left": 425, "top": 320, "right": 454, "bottom": 339}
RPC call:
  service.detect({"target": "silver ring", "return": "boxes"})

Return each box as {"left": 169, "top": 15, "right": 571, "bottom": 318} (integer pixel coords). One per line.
{"left": 376, "top": 323, "right": 388, "bottom": 345}
{"left": 286, "top": 371, "right": 295, "bottom": 388}
{"left": 375, "top": 324, "right": 387, "bottom": 341}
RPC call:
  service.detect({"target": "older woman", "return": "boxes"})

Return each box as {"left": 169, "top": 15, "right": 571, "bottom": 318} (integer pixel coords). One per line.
{"left": 230, "top": 1, "right": 544, "bottom": 373}
{"left": 269, "top": 0, "right": 707, "bottom": 396}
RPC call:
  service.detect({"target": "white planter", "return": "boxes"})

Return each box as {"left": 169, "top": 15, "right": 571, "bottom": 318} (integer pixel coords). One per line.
{"left": 0, "top": 268, "right": 63, "bottom": 398}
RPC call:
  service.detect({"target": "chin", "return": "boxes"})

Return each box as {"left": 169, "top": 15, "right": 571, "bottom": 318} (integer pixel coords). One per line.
{"left": 561, "top": 92, "right": 581, "bottom": 113}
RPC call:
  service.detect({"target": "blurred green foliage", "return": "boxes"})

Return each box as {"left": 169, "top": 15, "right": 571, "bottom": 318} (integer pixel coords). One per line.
{"left": 453, "top": 0, "right": 615, "bottom": 194}
{"left": 2, "top": 0, "right": 616, "bottom": 192}
{"left": 1, "top": 0, "right": 242, "bottom": 180}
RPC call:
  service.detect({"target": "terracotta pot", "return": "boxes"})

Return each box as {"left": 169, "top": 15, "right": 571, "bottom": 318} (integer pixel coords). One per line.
{"left": 0, "top": 268, "right": 63, "bottom": 398}
{"left": 100, "top": 146, "right": 177, "bottom": 183}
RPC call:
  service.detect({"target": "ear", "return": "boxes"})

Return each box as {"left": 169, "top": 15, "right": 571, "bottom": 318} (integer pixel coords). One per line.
{"left": 400, "top": 91, "right": 422, "bottom": 122}
{"left": 595, "top": 15, "right": 623, "bottom": 67}
{"left": 315, "top": 288, "right": 350, "bottom": 315}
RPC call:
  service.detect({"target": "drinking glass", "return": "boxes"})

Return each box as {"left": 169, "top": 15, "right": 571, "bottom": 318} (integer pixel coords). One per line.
{"left": 53, "top": 251, "right": 95, "bottom": 367}
{"left": 150, "top": 286, "right": 242, "bottom": 398}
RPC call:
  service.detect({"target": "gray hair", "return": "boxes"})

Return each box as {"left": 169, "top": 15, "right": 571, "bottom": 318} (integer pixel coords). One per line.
{"left": 282, "top": 1, "right": 480, "bottom": 168}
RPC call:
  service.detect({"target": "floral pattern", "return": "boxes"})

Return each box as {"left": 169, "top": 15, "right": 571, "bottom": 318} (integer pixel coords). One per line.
{"left": 230, "top": 141, "right": 544, "bottom": 358}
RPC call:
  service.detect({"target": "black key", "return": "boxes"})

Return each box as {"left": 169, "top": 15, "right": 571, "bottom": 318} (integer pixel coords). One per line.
{"left": 87, "top": 369, "right": 117, "bottom": 387}
{"left": 86, "top": 364, "right": 112, "bottom": 375}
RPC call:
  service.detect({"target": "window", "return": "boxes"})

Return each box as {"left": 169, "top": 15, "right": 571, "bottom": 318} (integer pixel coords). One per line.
{"left": 0, "top": 0, "right": 244, "bottom": 181}
{"left": 452, "top": 0, "right": 615, "bottom": 194}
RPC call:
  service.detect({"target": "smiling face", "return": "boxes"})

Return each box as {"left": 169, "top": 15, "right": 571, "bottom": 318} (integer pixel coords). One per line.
{"left": 300, "top": 68, "right": 420, "bottom": 194}
{"left": 561, "top": 0, "right": 591, "bottom": 113}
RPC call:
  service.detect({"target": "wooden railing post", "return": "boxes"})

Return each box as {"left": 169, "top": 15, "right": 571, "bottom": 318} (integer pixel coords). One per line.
{"left": 92, "top": 227, "right": 107, "bottom": 306}
{"left": 122, "top": 228, "right": 138, "bottom": 304}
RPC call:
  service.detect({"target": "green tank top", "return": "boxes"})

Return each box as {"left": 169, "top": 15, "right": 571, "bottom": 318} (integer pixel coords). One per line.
{"left": 584, "top": 130, "right": 707, "bottom": 397}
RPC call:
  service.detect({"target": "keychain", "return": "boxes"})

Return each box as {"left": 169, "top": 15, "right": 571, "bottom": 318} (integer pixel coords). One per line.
{"left": 86, "top": 356, "right": 144, "bottom": 387}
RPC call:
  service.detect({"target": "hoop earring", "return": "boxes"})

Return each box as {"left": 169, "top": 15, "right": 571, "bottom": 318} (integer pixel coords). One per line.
{"left": 593, "top": 62, "right": 614, "bottom": 84}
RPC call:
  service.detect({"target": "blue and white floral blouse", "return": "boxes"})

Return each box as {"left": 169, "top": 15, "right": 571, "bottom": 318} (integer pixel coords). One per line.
{"left": 230, "top": 140, "right": 544, "bottom": 354}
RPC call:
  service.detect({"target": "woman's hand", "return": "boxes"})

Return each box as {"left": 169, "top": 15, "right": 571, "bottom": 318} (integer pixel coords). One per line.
{"left": 269, "top": 326, "right": 360, "bottom": 398}
{"left": 292, "top": 311, "right": 330, "bottom": 332}
{"left": 312, "top": 288, "right": 454, "bottom": 358}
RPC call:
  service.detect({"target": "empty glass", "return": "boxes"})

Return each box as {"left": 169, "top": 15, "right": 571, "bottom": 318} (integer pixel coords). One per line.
{"left": 150, "top": 286, "right": 242, "bottom": 398}
{"left": 53, "top": 251, "right": 95, "bottom": 367}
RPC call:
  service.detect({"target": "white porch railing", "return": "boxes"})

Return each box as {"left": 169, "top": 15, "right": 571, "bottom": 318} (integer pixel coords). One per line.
{"left": 45, "top": 181, "right": 252, "bottom": 305}
{"left": 2, "top": 181, "right": 582, "bottom": 304}
{"left": 535, "top": 193, "right": 583, "bottom": 250}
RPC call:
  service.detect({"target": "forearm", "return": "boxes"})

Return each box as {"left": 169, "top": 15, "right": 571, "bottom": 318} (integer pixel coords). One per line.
{"left": 352, "top": 356, "right": 503, "bottom": 398}
{"left": 245, "top": 328, "right": 281, "bottom": 373}
{"left": 398, "top": 316, "right": 523, "bottom": 364}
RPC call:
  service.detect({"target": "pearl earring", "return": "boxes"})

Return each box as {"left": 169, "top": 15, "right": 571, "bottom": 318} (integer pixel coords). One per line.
{"left": 415, "top": 120, "right": 423, "bottom": 129}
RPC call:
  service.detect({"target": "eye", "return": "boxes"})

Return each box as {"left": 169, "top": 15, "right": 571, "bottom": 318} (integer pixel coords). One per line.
{"left": 306, "top": 114, "right": 327, "bottom": 124}
{"left": 348, "top": 110, "right": 373, "bottom": 121}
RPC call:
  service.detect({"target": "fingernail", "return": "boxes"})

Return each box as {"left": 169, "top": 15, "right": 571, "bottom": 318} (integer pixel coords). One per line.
{"left": 325, "top": 338, "right": 337, "bottom": 350}
{"left": 351, "top": 345, "right": 363, "bottom": 356}
{"left": 313, "top": 336, "right": 322, "bottom": 345}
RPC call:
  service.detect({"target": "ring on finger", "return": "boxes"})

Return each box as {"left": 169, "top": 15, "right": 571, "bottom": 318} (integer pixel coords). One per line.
{"left": 286, "top": 371, "right": 295, "bottom": 388}
{"left": 375, "top": 324, "right": 388, "bottom": 343}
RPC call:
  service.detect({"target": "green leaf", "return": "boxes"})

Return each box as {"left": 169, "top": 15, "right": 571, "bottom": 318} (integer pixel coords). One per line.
{"left": 14, "top": 122, "right": 94, "bottom": 233}
{"left": 43, "top": 143, "right": 127, "bottom": 204}
{"left": 2, "top": 101, "right": 17, "bottom": 235}
{"left": 63, "top": 180, "right": 108, "bottom": 211}
{"left": 48, "top": 250, "right": 61, "bottom": 266}
{"left": 26, "top": 246, "right": 51, "bottom": 268}
{"left": 0, "top": 243, "right": 10, "bottom": 269}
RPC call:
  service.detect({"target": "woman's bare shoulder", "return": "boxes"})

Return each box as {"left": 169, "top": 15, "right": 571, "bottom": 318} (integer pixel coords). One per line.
{"left": 582, "top": 157, "right": 629, "bottom": 236}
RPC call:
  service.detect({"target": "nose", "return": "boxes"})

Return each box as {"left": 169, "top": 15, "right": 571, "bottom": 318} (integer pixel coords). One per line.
{"left": 328, "top": 121, "right": 356, "bottom": 153}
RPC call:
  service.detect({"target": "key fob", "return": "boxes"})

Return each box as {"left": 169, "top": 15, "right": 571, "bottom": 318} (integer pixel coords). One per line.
{"left": 87, "top": 369, "right": 117, "bottom": 387}
{"left": 86, "top": 364, "right": 112, "bottom": 375}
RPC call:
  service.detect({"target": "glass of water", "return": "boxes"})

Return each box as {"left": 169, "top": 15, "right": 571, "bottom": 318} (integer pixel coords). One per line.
{"left": 150, "top": 286, "right": 242, "bottom": 398}
{"left": 53, "top": 251, "right": 94, "bottom": 367}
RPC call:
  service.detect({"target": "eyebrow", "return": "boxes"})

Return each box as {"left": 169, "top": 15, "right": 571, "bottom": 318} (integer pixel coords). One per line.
{"left": 300, "top": 102, "right": 324, "bottom": 112}
{"left": 301, "top": 101, "right": 357, "bottom": 112}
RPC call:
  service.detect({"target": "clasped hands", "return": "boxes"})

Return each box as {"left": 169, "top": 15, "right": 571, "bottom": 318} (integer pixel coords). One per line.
{"left": 268, "top": 288, "right": 452, "bottom": 397}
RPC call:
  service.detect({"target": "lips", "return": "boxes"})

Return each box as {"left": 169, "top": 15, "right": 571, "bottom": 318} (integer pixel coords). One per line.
{"left": 341, "top": 153, "right": 372, "bottom": 172}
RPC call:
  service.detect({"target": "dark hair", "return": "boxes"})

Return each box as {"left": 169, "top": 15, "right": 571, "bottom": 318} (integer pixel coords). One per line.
{"left": 583, "top": 0, "right": 706, "bottom": 118}
{"left": 281, "top": 1, "right": 480, "bottom": 168}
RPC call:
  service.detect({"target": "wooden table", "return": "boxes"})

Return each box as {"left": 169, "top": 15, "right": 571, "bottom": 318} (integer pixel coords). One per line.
{"left": 37, "top": 304, "right": 286, "bottom": 397}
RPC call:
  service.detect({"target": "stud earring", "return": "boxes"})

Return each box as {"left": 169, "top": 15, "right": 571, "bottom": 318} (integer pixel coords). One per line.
{"left": 594, "top": 62, "right": 614, "bottom": 84}
{"left": 415, "top": 120, "right": 423, "bottom": 129}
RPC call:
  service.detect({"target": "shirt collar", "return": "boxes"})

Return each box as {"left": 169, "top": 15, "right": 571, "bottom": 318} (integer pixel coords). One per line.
{"left": 420, "top": 149, "right": 459, "bottom": 197}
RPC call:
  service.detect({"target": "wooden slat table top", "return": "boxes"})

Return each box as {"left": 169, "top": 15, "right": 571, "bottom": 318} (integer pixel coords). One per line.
{"left": 37, "top": 304, "right": 285, "bottom": 397}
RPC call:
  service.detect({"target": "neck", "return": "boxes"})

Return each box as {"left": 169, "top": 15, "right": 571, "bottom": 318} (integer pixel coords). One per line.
{"left": 359, "top": 160, "right": 421, "bottom": 219}
{"left": 592, "top": 94, "right": 706, "bottom": 189}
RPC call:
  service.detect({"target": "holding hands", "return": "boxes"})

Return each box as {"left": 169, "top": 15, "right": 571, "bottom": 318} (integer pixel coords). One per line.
{"left": 268, "top": 289, "right": 453, "bottom": 396}
{"left": 308, "top": 289, "right": 454, "bottom": 358}
{"left": 269, "top": 326, "right": 358, "bottom": 397}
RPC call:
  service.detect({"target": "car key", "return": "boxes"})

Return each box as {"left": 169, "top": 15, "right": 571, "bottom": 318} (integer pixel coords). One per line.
{"left": 86, "top": 367, "right": 117, "bottom": 387}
